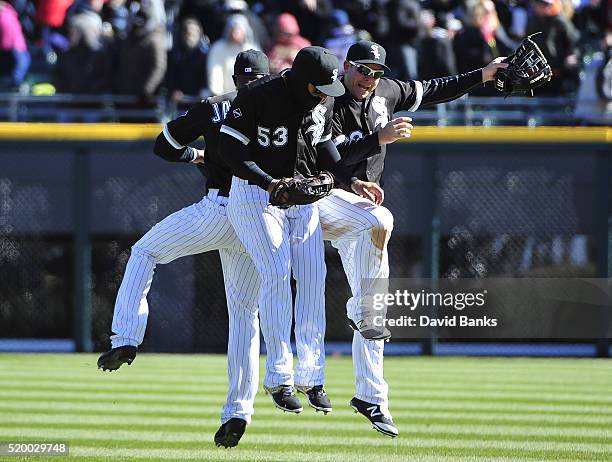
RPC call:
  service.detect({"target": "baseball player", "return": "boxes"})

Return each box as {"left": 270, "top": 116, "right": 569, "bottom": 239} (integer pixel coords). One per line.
{"left": 219, "top": 47, "right": 384, "bottom": 415}
{"left": 316, "top": 40, "right": 509, "bottom": 437}
{"left": 96, "top": 50, "right": 271, "bottom": 449}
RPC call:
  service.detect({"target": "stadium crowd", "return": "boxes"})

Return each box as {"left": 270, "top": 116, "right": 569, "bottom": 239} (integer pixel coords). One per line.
{"left": 0, "top": 0, "right": 610, "bottom": 101}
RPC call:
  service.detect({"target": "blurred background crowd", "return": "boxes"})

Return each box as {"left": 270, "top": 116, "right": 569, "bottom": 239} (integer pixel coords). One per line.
{"left": 0, "top": 0, "right": 610, "bottom": 104}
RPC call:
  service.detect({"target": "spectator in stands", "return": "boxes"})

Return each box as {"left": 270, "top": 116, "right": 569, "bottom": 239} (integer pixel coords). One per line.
{"left": 333, "top": 0, "right": 389, "bottom": 43}
{"left": 10, "top": 0, "right": 35, "bottom": 41}
{"left": 221, "top": 0, "right": 270, "bottom": 52}
{"left": 0, "top": 0, "right": 30, "bottom": 90}
{"left": 267, "top": 12, "right": 310, "bottom": 73}
{"left": 322, "top": 9, "right": 361, "bottom": 67}
{"left": 385, "top": 0, "right": 425, "bottom": 80}
{"left": 596, "top": 33, "right": 612, "bottom": 104}
{"left": 35, "top": 0, "right": 74, "bottom": 55}
{"left": 115, "top": 0, "right": 167, "bottom": 102}
{"left": 102, "top": 0, "right": 130, "bottom": 41}
{"left": 279, "top": 0, "right": 334, "bottom": 44}
{"left": 574, "top": 31, "right": 612, "bottom": 124}
{"left": 573, "top": 0, "right": 607, "bottom": 54}
{"left": 206, "top": 14, "right": 259, "bottom": 95}
{"left": 65, "top": 0, "right": 106, "bottom": 51}
{"left": 53, "top": 12, "right": 110, "bottom": 93}
{"left": 418, "top": 9, "right": 457, "bottom": 80}
{"left": 491, "top": 0, "right": 514, "bottom": 35}
{"left": 526, "top": 0, "right": 580, "bottom": 94}
{"left": 421, "top": 0, "right": 463, "bottom": 29}
{"left": 166, "top": 16, "right": 209, "bottom": 102}
{"left": 137, "top": 0, "right": 166, "bottom": 31}
{"left": 453, "top": 0, "right": 516, "bottom": 95}
{"left": 504, "top": 0, "right": 529, "bottom": 39}
{"left": 177, "top": 0, "right": 219, "bottom": 40}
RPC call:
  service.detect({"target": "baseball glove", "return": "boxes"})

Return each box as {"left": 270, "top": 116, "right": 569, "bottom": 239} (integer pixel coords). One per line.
{"left": 269, "top": 171, "right": 334, "bottom": 208}
{"left": 494, "top": 33, "right": 553, "bottom": 96}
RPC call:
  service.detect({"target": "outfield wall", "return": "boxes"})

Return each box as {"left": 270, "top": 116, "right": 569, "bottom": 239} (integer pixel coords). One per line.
{"left": 0, "top": 124, "right": 610, "bottom": 354}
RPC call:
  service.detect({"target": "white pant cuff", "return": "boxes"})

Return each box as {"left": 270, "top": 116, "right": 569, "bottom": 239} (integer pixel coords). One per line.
{"left": 110, "top": 336, "right": 138, "bottom": 349}
{"left": 263, "top": 379, "right": 293, "bottom": 389}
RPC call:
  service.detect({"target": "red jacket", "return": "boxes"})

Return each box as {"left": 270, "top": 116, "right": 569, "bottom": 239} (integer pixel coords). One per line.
{"left": 36, "top": 0, "right": 74, "bottom": 28}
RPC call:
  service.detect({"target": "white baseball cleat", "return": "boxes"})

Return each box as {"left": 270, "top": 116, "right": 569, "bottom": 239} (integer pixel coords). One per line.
{"left": 350, "top": 397, "right": 398, "bottom": 437}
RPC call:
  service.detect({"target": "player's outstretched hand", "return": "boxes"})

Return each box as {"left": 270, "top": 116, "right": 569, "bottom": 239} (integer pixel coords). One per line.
{"left": 378, "top": 117, "right": 413, "bottom": 145}
{"left": 482, "top": 57, "right": 509, "bottom": 82}
{"left": 351, "top": 180, "right": 384, "bottom": 205}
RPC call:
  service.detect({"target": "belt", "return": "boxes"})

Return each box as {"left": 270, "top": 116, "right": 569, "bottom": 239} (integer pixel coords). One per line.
{"left": 207, "top": 188, "right": 230, "bottom": 197}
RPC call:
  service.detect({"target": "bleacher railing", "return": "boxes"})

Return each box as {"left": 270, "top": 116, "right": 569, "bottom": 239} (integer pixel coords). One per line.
{"left": 0, "top": 93, "right": 582, "bottom": 126}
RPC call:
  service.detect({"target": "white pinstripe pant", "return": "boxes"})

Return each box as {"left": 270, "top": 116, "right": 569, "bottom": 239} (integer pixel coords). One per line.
{"left": 318, "top": 189, "right": 393, "bottom": 412}
{"left": 109, "top": 190, "right": 260, "bottom": 424}
{"left": 227, "top": 177, "right": 326, "bottom": 389}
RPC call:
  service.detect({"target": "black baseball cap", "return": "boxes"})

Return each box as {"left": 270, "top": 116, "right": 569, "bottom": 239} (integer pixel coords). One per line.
{"left": 346, "top": 40, "right": 390, "bottom": 71}
{"left": 233, "top": 49, "right": 270, "bottom": 76}
{"left": 292, "top": 46, "right": 345, "bottom": 97}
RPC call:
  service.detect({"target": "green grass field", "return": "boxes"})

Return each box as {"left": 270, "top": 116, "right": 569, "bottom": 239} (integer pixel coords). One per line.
{"left": 0, "top": 354, "right": 611, "bottom": 461}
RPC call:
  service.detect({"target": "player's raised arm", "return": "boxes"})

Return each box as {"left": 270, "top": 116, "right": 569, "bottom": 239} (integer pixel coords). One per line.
{"left": 153, "top": 103, "right": 207, "bottom": 164}
{"left": 415, "top": 58, "right": 509, "bottom": 108}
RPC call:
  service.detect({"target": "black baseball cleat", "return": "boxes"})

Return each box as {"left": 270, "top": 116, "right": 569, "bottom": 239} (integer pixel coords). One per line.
{"left": 296, "top": 385, "right": 332, "bottom": 414}
{"left": 97, "top": 345, "right": 137, "bottom": 371}
{"left": 264, "top": 385, "right": 303, "bottom": 413}
{"left": 350, "top": 397, "right": 399, "bottom": 437}
{"left": 348, "top": 318, "right": 392, "bottom": 341}
{"left": 214, "top": 418, "right": 247, "bottom": 448}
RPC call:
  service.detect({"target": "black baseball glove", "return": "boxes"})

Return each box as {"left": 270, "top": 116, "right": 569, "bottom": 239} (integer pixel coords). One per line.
{"left": 269, "top": 171, "right": 334, "bottom": 208}
{"left": 494, "top": 33, "right": 553, "bottom": 96}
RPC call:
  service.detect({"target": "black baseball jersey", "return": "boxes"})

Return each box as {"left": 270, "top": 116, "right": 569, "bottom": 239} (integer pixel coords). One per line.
{"left": 158, "top": 92, "right": 237, "bottom": 194}
{"left": 220, "top": 72, "right": 334, "bottom": 181}
{"left": 332, "top": 70, "right": 483, "bottom": 185}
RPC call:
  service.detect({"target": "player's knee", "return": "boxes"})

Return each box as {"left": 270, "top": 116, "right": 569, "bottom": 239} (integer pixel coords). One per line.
{"left": 369, "top": 207, "right": 393, "bottom": 251}
{"left": 131, "top": 243, "right": 156, "bottom": 262}
{"left": 230, "top": 302, "right": 258, "bottom": 319}
{"left": 372, "top": 206, "right": 394, "bottom": 235}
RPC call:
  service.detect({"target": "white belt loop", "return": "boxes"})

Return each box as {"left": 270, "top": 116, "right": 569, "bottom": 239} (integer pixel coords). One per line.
{"left": 206, "top": 188, "right": 228, "bottom": 206}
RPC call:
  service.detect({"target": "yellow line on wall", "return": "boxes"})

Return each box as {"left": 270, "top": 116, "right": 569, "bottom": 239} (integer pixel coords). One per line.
{"left": 0, "top": 123, "right": 609, "bottom": 143}
{"left": 403, "top": 126, "right": 612, "bottom": 143}
{"left": 0, "top": 123, "right": 161, "bottom": 140}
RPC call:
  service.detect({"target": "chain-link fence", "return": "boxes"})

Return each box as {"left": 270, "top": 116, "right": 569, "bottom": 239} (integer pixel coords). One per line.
{"left": 0, "top": 136, "right": 606, "bottom": 351}
{"left": 436, "top": 160, "right": 595, "bottom": 279}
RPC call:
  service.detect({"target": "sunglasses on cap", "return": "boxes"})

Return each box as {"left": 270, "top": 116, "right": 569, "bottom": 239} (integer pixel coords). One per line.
{"left": 349, "top": 61, "right": 384, "bottom": 79}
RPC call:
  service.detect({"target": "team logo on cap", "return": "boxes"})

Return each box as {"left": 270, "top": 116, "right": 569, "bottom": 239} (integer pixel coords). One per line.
{"left": 331, "top": 69, "right": 338, "bottom": 82}
{"left": 371, "top": 45, "right": 380, "bottom": 59}
{"left": 233, "top": 108, "right": 242, "bottom": 118}
{"left": 244, "top": 67, "right": 252, "bottom": 73}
